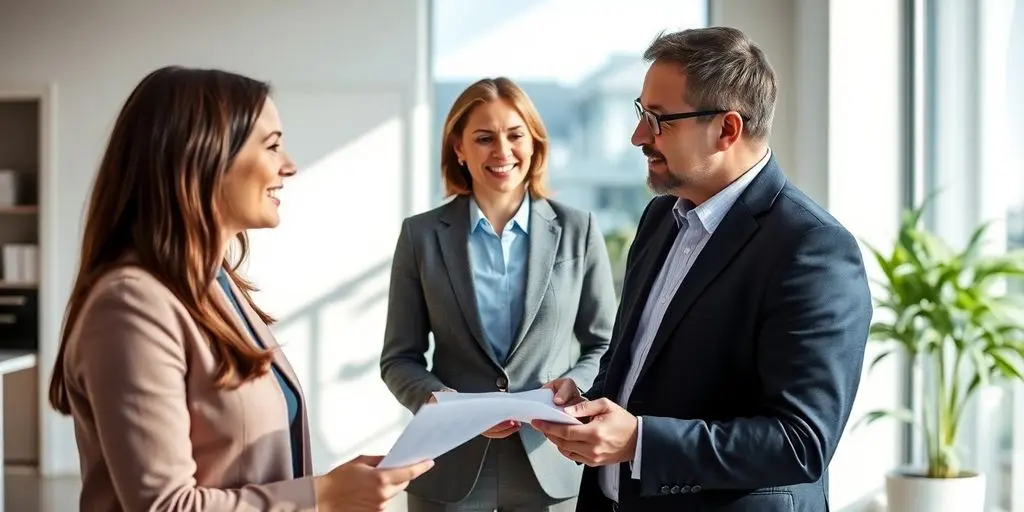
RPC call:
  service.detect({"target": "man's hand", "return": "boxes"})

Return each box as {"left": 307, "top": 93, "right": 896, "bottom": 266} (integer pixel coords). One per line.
{"left": 482, "top": 419, "right": 521, "bottom": 439}
{"left": 542, "top": 377, "right": 586, "bottom": 407}
{"left": 531, "top": 398, "right": 638, "bottom": 467}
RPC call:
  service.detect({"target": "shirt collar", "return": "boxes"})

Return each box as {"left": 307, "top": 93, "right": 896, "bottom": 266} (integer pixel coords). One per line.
{"left": 469, "top": 193, "right": 531, "bottom": 234}
{"left": 673, "top": 147, "right": 772, "bottom": 233}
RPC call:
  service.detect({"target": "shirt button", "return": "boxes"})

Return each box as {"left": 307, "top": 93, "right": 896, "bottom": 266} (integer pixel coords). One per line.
{"left": 683, "top": 247, "right": 691, "bottom": 254}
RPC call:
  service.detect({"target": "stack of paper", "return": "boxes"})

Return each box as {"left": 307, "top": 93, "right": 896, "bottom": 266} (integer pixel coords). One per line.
{"left": 379, "top": 388, "right": 579, "bottom": 469}
{"left": 2, "top": 244, "right": 38, "bottom": 283}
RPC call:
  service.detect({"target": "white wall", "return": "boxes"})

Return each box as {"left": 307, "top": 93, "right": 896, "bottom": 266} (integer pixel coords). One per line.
{"left": 826, "top": 1, "right": 907, "bottom": 508}
{"left": 0, "top": 0, "right": 431, "bottom": 476}
{"left": 0, "top": 0, "right": 911, "bottom": 493}
{"left": 709, "top": 0, "right": 798, "bottom": 186}
{"left": 712, "top": 1, "right": 907, "bottom": 510}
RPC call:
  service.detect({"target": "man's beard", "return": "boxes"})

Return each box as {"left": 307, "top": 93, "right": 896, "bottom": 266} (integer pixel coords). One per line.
{"left": 643, "top": 145, "right": 685, "bottom": 194}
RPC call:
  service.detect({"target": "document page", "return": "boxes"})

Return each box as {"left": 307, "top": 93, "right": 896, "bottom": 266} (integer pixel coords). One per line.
{"left": 378, "top": 388, "right": 580, "bottom": 469}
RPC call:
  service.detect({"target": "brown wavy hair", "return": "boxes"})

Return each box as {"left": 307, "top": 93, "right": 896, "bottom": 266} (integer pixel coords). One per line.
{"left": 49, "top": 66, "right": 277, "bottom": 415}
{"left": 440, "top": 77, "right": 550, "bottom": 198}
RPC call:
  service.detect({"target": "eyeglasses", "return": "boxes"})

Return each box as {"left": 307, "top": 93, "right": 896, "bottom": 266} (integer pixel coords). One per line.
{"left": 633, "top": 98, "right": 728, "bottom": 136}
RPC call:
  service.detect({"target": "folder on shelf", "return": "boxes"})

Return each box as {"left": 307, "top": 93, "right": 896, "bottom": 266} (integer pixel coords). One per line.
{"left": 1, "top": 244, "right": 38, "bottom": 283}
{"left": 0, "top": 169, "right": 17, "bottom": 207}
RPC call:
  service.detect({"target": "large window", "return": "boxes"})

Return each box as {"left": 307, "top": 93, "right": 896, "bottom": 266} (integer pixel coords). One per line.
{"left": 430, "top": 0, "right": 708, "bottom": 289}
{"left": 919, "top": 0, "right": 1024, "bottom": 509}
{"left": 1000, "top": 1, "right": 1024, "bottom": 508}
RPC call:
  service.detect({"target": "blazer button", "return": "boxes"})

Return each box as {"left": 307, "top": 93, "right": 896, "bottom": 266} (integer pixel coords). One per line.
{"left": 496, "top": 376, "right": 508, "bottom": 391}
{"left": 660, "top": 485, "right": 670, "bottom": 494}
{"left": 670, "top": 485, "right": 680, "bottom": 494}
{"left": 680, "top": 485, "right": 691, "bottom": 493}
{"left": 691, "top": 485, "right": 702, "bottom": 493}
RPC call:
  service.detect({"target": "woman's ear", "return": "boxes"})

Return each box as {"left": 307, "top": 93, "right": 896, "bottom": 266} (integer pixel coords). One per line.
{"left": 452, "top": 141, "right": 466, "bottom": 166}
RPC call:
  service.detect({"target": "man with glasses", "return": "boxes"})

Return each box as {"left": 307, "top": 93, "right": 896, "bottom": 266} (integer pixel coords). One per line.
{"left": 533, "top": 26, "right": 872, "bottom": 511}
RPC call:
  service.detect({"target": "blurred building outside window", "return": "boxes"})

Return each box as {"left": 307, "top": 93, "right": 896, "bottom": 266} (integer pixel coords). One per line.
{"left": 430, "top": 0, "right": 708, "bottom": 293}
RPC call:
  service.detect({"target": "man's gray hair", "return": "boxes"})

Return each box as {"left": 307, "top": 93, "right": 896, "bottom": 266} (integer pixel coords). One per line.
{"left": 644, "top": 27, "right": 777, "bottom": 141}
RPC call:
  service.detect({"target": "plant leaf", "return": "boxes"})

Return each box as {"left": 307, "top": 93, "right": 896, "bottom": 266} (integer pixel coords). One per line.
{"left": 855, "top": 408, "right": 915, "bottom": 430}
{"left": 868, "top": 350, "right": 896, "bottom": 371}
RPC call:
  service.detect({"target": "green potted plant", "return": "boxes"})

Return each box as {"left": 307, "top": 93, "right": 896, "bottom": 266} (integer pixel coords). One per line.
{"left": 860, "top": 196, "right": 1024, "bottom": 512}
{"left": 603, "top": 228, "right": 635, "bottom": 297}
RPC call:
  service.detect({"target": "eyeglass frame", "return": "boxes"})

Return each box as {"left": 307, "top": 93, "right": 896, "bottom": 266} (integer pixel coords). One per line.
{"left": 633, "top": 98, "right": 734, "bottom": 136}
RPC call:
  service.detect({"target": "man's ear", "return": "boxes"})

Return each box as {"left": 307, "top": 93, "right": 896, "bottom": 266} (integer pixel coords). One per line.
{"left": 716, "top": 111, "right": 744, "bottom": 151}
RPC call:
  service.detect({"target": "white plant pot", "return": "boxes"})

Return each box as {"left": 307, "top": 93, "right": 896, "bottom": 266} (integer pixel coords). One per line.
{"left": 885, "top": 469, "right": 986, "bottom": 512}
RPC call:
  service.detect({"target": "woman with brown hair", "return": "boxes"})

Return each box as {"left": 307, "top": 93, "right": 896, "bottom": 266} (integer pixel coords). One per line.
{"left": 48, "top": 66, "right": 433, "bottom": 512}
{"left": 379, "top": 77, "right": 618, "bottom": 511}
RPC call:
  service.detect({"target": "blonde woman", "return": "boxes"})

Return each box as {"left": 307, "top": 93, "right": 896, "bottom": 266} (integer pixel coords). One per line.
{"left": 380, "top": 77, "right": 618, "bottom": 511}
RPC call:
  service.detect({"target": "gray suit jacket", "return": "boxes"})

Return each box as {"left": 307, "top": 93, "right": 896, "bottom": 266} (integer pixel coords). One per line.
{"left": 380, "top": 195, "right": 618, "bottom": 503}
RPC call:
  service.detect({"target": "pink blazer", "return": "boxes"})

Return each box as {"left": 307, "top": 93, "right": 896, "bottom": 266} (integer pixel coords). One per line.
{"left": 62, "top": 265, "right": 316, "bottom": 511}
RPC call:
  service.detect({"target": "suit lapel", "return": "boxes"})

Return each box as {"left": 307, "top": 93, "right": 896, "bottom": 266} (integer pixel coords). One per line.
{"left": 436, "top": 197, "right": 502, "bottom": 367}
{"left": 603, "top": 201, "right": 678, "bottom": 394}
{"left": 634, "top": 159, "right": 787, "bottom": 385}
{"left": 214, "top": 275, "right": 312, "bottom": 473}
{"left": 507, "top": 199, "right": 560, "bottom": 360}
{"left": 214, "top": 275, "right": 305, "bottom": 397}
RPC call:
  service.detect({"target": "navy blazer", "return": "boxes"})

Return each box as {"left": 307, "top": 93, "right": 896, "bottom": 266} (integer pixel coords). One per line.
{"left": 579, "top": 157, "right": 872, "bottom": 512}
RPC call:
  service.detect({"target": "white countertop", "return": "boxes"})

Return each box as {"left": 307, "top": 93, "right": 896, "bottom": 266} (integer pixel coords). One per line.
{"left": 0, "top": 350, "right": 36, "bottom": 375}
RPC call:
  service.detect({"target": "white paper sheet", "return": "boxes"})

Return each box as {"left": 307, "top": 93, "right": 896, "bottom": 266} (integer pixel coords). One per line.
{"left": 378, "top": 388, "right": 580, "bottom": 469}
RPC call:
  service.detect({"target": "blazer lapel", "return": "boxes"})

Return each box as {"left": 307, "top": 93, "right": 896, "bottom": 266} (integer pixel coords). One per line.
{"left": 436, "top": 197, "right": 502, "bottom": 367}
{"left": 507, "top": 199, "right": 560, "bottom": 360}
{"left": 634, "top": 160, "right": 787, "bottom": 385}
{"left": 214, "top": 275, "right": 313, "bottom": 474}
{"left": 214, "top": 275, "right": 305, "bottom": 396}
{"left": 603, "top": 203, "right": 677, "bottom": 394}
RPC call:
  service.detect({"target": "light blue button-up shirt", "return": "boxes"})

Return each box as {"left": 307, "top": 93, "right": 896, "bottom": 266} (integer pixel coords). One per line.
{"left": 468, "top": 195, "right": 531, "bottom": 363}
{"left": 601, "top": 148, "right": 772, "bottom": 502}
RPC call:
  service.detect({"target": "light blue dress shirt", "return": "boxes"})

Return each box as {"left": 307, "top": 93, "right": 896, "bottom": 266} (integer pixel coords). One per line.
{"left": 601, "top": 148, "right": 773, "bottom": 502}
{"left": 468, "top": 195, "right": 531, "bottom": 363}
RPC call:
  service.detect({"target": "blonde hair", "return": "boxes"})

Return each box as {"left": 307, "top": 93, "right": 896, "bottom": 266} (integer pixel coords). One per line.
{"left": 440, "top": 77, "right": 550, "bottom": 198}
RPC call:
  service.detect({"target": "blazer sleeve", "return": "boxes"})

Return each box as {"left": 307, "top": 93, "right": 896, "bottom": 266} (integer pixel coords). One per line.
{"left": 66, "top": 279, "right": 317, "bottom": 512}
{"left": 561, "top": 212, "right": 616, "bottom": 390}
{"left": 637, "top": 224, "right": 872, "bottom": 493}
{"left": 380, "top": 219, "right": 449, "bottom": 412}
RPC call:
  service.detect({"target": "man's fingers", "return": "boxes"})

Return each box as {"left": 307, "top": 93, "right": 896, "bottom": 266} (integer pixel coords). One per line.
{"left": 565, "top": 397, "right": 612, "bottom": 418}
{"left": 532, "top": 420, "right": 589, "bottom": 443}
{"left": 381, "top": 459, "right": 435, "bottom": 484}
{"left": 559, "top": 440, "right": 596, "bottom": 458}
{"left": 558, "top": 447, "right": 584, "bottom": 464}
{"left": 565, "top": 396, "right": 587, "bottom": 407}
{"left": 557, "top": 446, "right": 597, "bottom": 466}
